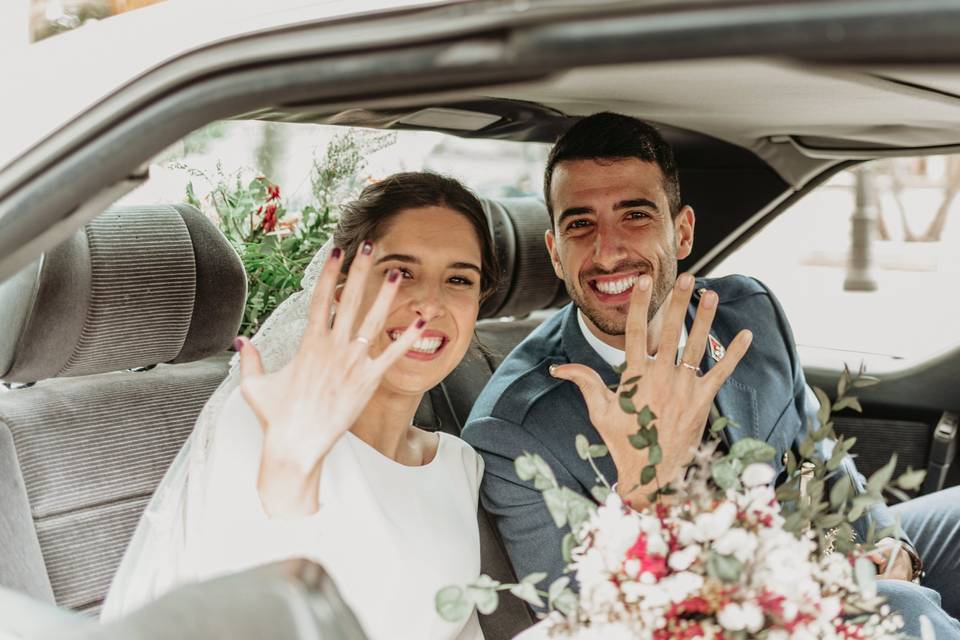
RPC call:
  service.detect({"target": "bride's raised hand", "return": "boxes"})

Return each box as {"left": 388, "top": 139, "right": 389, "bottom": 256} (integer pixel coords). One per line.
{"left": 234, "top": 241, "right": 426, "bottom": 516}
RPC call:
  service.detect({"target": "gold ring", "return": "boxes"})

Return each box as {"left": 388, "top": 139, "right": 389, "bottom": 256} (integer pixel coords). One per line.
{"left": 680, "top": 361, "right": 702, "bottom": 376}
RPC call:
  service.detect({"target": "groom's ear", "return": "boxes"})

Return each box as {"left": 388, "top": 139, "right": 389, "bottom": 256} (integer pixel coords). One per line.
{"left": 544, "top": 229, "right": 564, "bottom": 280}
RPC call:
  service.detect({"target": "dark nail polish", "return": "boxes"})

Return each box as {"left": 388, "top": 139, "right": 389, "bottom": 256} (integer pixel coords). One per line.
{"left": 388, "top": 269, "right": 400, "bottom": 283}
{"left": 331, "top": 247, "right": 342, "bottom": 260}
{"left": 233, "top": 337, "right": 244, "bottom": 351}
{"left": 416, "top": 318, "right": 426, "bottom": 329}
{"left": 361, "top": 241, "right": 373, "bottom": 255}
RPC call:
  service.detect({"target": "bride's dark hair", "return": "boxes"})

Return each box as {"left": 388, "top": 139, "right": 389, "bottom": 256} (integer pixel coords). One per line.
{"left": 333, "top": 172, "right": 500, "bottom": 301}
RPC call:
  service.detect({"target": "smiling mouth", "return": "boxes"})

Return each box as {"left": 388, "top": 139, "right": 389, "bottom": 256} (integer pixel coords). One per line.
{"left": 588, "top": 271, "right": 646, "bottom": 298}
{"left": 387, "top": 330, "right": 448, "bottom": 355}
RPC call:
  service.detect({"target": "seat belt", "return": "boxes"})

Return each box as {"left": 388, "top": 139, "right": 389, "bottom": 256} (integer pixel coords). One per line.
{"left": 922, "top": 411, "right": 958, "bottom": 495}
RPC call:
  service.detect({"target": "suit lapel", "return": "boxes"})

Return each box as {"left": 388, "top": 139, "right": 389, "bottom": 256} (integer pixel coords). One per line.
{"left": 689, "top": 285, "right": 762, "bottom": 445}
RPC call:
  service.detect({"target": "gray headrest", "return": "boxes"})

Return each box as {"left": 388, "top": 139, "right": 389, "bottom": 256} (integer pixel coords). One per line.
{"left": 479, "top": 198, "right": 567, "bottom": 319}
{"left": 0, "top": 204, "right": 246, "bottom": 383}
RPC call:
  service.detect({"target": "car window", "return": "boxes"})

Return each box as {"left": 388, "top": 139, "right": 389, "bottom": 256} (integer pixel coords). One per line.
{"left": 115, "top": 121, "right": 550, "bottom": 335}
{"left": 710, "top": 155, "right": 960, "bottom": 372}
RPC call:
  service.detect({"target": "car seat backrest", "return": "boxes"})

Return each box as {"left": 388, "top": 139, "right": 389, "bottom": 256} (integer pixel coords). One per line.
{"left": 0, "top": 204, "right": 245, "bottom": 615}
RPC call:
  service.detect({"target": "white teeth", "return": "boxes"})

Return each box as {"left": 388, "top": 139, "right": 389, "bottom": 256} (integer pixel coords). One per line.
{"left": 595, "top": 276, "right": 638, "bottom": 295}
{"left": 387, "top": 331, "right": 443, "bottom": 354}
{"left": 411, "top": 337, "right": 442, "bottom": 353}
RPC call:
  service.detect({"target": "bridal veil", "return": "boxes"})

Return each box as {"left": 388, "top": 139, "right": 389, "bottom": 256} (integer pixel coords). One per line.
{"left": 100, "top": 240, "right": 333, "bottom": 620}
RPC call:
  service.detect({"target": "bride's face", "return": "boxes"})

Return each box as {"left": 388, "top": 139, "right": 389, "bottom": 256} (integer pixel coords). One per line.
{"left": 357, "top": 206, "right": 483, "bottom": 395}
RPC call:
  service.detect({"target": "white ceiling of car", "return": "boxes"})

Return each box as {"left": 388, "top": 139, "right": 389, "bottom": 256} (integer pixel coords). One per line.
{"left": 492, "top": 58, "right": 960, "bottom": 150}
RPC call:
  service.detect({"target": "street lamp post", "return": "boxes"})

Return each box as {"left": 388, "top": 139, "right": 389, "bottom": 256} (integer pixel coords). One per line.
{"left": 844, "top": 165, "right": 879, "bottom": 292}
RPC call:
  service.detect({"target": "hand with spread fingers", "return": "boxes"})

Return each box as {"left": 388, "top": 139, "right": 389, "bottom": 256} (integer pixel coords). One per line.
{"left": 549, "top": 272, "right": 753, "bottom": 508}
{"left": 234, "top": 241, "right": 426, "bottom": 518}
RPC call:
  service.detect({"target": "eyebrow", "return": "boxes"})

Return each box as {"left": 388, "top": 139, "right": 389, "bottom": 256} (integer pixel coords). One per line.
{"left": 375, "top": 253, "right": 481, "bottom": 274}
{"left": 556, "top": 198, "right": 660, "bottom": 226}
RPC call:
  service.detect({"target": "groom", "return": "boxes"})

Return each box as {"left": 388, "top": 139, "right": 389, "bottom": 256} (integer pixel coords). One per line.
{"left": 462, "top": 113, "right": 960, "bottom": 635}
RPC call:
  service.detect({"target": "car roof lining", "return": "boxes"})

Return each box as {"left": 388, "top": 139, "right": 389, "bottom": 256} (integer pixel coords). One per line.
{"left": 248, "top": 57, "right": 960, "bottom": 189}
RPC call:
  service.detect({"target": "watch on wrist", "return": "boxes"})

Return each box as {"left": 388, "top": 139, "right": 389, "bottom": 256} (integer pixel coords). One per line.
{"left": 900, "top": 541, "right": 925, "bottom": 583}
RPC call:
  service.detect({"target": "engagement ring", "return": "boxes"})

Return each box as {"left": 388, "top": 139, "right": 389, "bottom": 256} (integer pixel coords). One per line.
{"left": 680, "top": 361, "right": 702, "bottom": 376}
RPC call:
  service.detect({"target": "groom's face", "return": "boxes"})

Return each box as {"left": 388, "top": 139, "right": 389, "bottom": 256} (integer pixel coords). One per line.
{"left": 545, "top": 157, "right": 695, "bottom": 338}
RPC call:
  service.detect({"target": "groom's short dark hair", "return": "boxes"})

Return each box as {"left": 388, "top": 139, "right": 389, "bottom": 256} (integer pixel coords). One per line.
{"left": 543, "top": 113, "right": 681, "bottom": 222}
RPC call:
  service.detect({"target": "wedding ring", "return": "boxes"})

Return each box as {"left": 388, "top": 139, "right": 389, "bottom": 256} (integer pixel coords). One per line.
{"left": 680, "top": 361, "right": 702, "bottom": 376}
{"left": 646, "top": 354, "right": 657, "bottom": 362}
{"left": 355, "top": 336, "right": 371, "bottom": 347}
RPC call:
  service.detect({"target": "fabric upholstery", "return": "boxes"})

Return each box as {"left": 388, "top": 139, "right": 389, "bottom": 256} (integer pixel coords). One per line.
{"left": 0, "top": 355, "right": 230, "bottom": 613}
{"left": 0, "top": 204, "right": 244, "bottom": 383}
{"left": 479, "top": 198, "right": 565, "bottom": 320}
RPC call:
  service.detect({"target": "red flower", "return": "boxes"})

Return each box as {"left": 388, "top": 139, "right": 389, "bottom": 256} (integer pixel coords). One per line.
{"left": 267, "top": 184, "right": 281, "bottom": 201}
{"left": 625, "top": 534, "right": 669, "bottom": 580}
{"left": 261, "top": 203, "right": 278, "bottom": 232}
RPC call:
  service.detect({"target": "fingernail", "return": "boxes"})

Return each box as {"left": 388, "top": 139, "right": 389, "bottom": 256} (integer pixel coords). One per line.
{"left": 388, "top": 269, "right": 400, "bottom": 283}
{"left": 637, "top": 275, "right": 651, "bottom": 291}
{"left": 678, "top": 274, "right": 693, "bottom": 290}
{"left": 233, "top": 337, "right": 244, "bottom": 351}
{"left": 331, "top": 247, "right": 342, "bottom": 260}
{"left": 744, "top": 330, "right": 753, "bottom": 345}
{"left": 361, "top": 240, "right": 373, "bottom": 255}
{"left": 702, "top": 290, "right": 717, "bottom": 309}
{"left": 416, "top": 318, "right": 426, "bottom": 329}
{"left": 548, "top": 363, "right": 559, "bottom": 376}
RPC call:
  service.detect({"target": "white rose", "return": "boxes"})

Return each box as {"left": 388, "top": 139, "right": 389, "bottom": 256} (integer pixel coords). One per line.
{"left": 713, "top": 527, "right": 758, "bottom": 564}
{"left": 741, "top": 462, "right": 776, "bottom": 487}
{"left": 740, "top": 602, "right": 766, "bottom": 633}
{"left": 667, "top": 544, "right": 701, "bottom": 571}
{"left": 718, "top": 603, "right": 747, "bottom": 631}
{"left": 693, "top": 501, "right": 738, "bottom": 541}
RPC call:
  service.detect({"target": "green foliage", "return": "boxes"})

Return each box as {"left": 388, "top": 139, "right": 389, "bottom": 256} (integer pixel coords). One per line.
{"left": 181, "top": 131, "right": 393, "bottom": 336}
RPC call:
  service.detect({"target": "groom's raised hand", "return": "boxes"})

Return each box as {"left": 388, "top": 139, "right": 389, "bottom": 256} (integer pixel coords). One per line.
{"left": 549, "top": 273, "right": 752, "bottom": 509}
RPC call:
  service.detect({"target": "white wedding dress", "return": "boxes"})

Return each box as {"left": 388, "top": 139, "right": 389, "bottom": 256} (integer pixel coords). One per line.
{"left": 101, "top": 240, "right": 485, "bottom": 640}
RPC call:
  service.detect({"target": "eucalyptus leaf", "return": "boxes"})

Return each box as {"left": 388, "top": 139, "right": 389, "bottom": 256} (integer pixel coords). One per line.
{"left": 712, "top": 458, "right": 739, "bottom": 491}
{"left": 813, "top": 386, "right": 832, "bottom": 427}
{"left": 591, "top": 485, "right": 612, "bottom": 503}
{"left": 543, "top": 488, "right": 568, "bottom": 528}
{"left": 561, "top": 532, "right": 576, "bottom": 564}
{"left": 709, "top": 416, "right": 729, "bottom": 436}
{"left": 706, "top": 552, "right": 743, "bottom": 583}
{"left": 729, "top": 438, "right": 777, "bottom": 464}
{"left": 623, "top": 375, "right": 642, "bottom": 386}
{"left": 816, "top": 513, "right": 844, "bottom": 529}
{"left": 852, "top": 375, "right": 880, "bottom": 388}
{"left": 829, "top": 475, "right": 852, "bottom": 509}
{"left": 628, "top": 430, "right": 650, "bottom": 450}
{"left": 867, "top": 454, "right": 898, "bottom": 496}
{"left": 509, "top": 582, "right": 545, "bottom": 608}
{"left": 548, "top": 577, "right": 570, "bottom": 603}
{"left": 515, "top": 455, "right": 537, "bottom": 482}
{"left": 552, "top": 588, "right": 578, "bottom": 617}
{"left": 618, "top": 393, "right": 637, "bottom": 415}
{"left": 466, "top": 585, "right": 499, "bottom": 615}
{"left": 855, "top": 556, "right": 878, "bottom": 599}
{"left": 436, "top": 586, "right": 471, "bottom": 622}
{"left": 636, "top": 405, "right": 657, "bottom": 428}
{"left": 532, "top": 456, "right": 558, "bottom": 491}
{"left": 522, "top": 572, "right": 548, "bottom": 586}
{"left": 895, "top": 467, "right": 927, "bottom": 491}
{"left": 641, "top": 465, "right": 657, "bottom": 486}
{"left": 575, "top": 435, "right": 590, "bottom": 460}
{"left": 588, "top": 444, "right": 609, "bottom": 458}
{"left": 648, "top": 444, "right": 663, "bottom": 465}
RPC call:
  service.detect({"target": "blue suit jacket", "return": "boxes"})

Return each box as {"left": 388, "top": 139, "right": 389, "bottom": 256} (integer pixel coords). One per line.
{"left": 462, "top": 275, "right": 898, "bottom": 586}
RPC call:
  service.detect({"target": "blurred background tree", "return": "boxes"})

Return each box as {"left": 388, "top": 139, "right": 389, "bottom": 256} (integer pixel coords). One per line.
{"left": 29, "top": 0, "right": 165, "bottom": 42}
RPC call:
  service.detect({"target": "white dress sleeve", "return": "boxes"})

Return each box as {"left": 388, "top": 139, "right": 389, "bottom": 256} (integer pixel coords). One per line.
{"left": 185, "top": 388, "right": 327, "bottom": 580}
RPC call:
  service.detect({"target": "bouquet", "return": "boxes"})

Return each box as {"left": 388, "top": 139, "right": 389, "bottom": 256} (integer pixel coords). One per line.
{"left": 437, "top": 366, "right": 930, "bottom": 639}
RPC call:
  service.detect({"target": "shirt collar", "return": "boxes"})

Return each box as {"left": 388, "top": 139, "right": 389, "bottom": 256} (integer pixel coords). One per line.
{"left": 577, "top": 309, "right": 687, "bottom": 369}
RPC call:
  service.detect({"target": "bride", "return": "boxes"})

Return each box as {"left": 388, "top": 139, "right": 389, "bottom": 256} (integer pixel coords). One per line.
{"left": 102, "top": 171, "right": 501, "bottom": 640}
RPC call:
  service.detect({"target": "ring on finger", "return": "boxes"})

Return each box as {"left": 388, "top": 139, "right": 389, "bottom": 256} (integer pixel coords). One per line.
{"left": 355, "top": 336, "right": 372, "bottom": 347}
{"left": 680, "top": 361, "right": 702, "bottom": 376}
